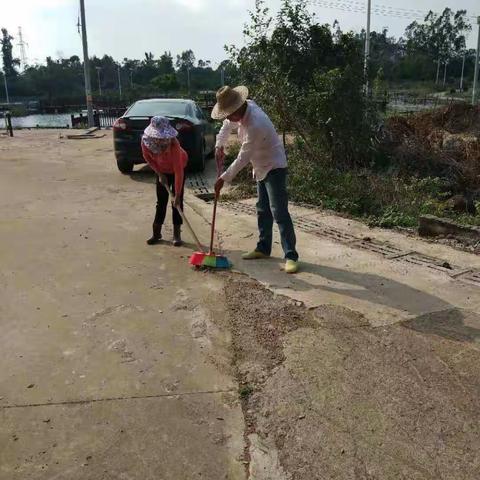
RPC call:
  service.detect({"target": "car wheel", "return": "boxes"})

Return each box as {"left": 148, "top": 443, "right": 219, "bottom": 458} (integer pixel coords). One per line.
{"left": 117, "top": 157, "right": 134, "bottom": 174}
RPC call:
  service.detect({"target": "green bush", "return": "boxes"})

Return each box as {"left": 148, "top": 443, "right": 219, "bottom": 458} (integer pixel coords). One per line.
{"left": 221, "top": 142, "right": 257, "bottom": 200}
{"left": 229, "top": 0, "right": 378, "bottom": 170}
{"left": 286, "top": 143, "right": 461, "bottom": 228}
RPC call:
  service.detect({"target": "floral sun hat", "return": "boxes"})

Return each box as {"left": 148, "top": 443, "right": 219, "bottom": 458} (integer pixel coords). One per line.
{"left": 142, "top": 116, "right": 178, "bottom": 153}
{"left": 143, "top": 116, "right": 178, "bottom": 139}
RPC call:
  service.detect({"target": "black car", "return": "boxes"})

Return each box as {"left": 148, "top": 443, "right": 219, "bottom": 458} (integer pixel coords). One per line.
{"left": 113, "top": 98, "right": 216, "bottom": 173}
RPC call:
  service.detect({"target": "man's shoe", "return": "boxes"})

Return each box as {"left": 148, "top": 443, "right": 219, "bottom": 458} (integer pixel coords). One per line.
{"left": 285, "top": 259, "right": 299, "bottom": 274}
{"left": 242, "top": 250, "right": 269, "bottom": 260}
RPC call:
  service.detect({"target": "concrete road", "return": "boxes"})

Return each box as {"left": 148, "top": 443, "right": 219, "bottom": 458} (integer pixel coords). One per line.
{"left": 0, "top": 130, "right": 245, "bottom": 480}
{"left": 2, "top": 130, "right": 480, "bottom": 480}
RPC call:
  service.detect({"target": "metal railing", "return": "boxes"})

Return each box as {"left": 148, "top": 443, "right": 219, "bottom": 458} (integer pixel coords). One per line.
{"left": 71, "top": 108, "right": 127, "bottom": 128}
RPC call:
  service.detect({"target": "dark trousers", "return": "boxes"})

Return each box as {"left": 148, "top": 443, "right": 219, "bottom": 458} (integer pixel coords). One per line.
{"left": 256, "top": 168, "right": 298, "bottom": 261}
{"left": 154, "top": 174, "right": 184, "bottom": 226}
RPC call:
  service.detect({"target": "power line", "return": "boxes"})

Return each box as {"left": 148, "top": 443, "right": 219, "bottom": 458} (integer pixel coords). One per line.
{"left": 315, "top": 0, "right": 426, "bottom": 16}
{"left": 310, "top": 0, "right": 478, "bottom": 22}
{"left": 310, "top": 0, "right": 424, "bottom": 20}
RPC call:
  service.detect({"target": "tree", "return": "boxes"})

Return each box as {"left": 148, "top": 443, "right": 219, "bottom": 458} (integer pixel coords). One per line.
{"left": 90, "top": 55, "right": 119, "bottom": 91}
{"left": 217, "top": 60, "right": 240, "bottom": 85}
{"left": 176, "top": 50, "right": 195, "bottom": 71}
{"left": 1, "top": 28, "right": 20, "bottom": 77}
{"left": 405, "top": 8, "right": 471, "bottom": 83}
{"left": 357, "top": 28, "right": 404, "bottom": 82}
{"left": 158, "top": 52, "right": 175, "bottom": 75}
{"left": 228, "top": 0, "right": 377, "bottom": 167}
{"left": 197, "top": 59, "right": 211, "bottom": 69}
{"left": 151, "top": 73, "right": 179, "bottom": 92}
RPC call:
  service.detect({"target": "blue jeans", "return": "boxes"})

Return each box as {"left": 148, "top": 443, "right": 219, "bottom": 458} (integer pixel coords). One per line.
{"left": 256, "top": 168, "right": 298, "bottom": 261}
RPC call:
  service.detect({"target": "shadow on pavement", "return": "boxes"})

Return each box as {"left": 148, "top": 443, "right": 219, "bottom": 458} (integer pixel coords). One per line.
{"left": 403, "top": 308, "right": 480, "bottom": 345}
{"left": 129, "top": 165, "right": 155, "bottom": 184}
{"left": 296, "top": 260, "right": 451, "bottom": 316}
{"left": 222, "top": 251, "right": 480, "bottom": 343}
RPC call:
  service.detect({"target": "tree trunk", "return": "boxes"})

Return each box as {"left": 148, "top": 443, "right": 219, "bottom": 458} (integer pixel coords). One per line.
{"left": 435, "top": 59, "right": 440, "bottom": 84}
{"left": 443, "top": 62, "right": 448, "bottom": 87}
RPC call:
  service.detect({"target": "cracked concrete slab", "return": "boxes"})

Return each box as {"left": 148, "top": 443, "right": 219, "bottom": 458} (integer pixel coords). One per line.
{"left": 0, "top": 215, "right": 236, "bottom": 406}
{"left": 188, "top": 197, "right": 480, "bottom": 327}
{"left": 0, "top": 130, "right": 245, "bottom": 480}
{"left": 3, "top": 129, "right": 480, "bottom": 480}
{"left": 223, "top": 275, "right": 480, "bottom": 480}
{"left": 1, "top": 393, "right": 244, "bottom": 480}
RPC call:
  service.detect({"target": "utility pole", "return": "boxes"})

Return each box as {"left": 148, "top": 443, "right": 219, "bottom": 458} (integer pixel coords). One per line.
{"left": 17, "top": 27, "right": 28, "bottom": 69}
{"left": 129, "top": 69, "right": 133, "bottom": 89}
{"left": 221, "top": 67, "right": 225, "bottom": 86}
{"left": 473, "top": 16, "right": 480, "bottom": 106}
{"left": 117, "top": 64, "right": 122, "bottom": 98}
{"left": 460, "top": 53, "right": 466, "bottom": 91}
{"left": 2, "top": 72, "right": 9, "bottom": 103}
{"left": 187, "top": 67, "right": 191, "bottom": 95}
{"left": 95, "top": 67, "right": 102, "bottom": 96}
{"left": 79, "top": 0, "right": 94, "bottom": 127}
{"left": 364, "top": 0, "right": 371, "bottom": 93}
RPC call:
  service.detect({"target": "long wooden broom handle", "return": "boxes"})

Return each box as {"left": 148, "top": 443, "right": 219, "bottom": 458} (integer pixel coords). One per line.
{"left": 176, "top": 208, "right": 205, "bottom": 253}
{"left": 209, "top": 194, "right": 218, "bottom": 255}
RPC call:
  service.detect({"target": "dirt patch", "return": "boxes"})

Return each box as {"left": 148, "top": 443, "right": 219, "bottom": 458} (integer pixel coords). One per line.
{"left": 224, "top": 275, "right": 315, "bottom": 380}
{"left": 223, "top": 274, "right": 480, "bottom": 479}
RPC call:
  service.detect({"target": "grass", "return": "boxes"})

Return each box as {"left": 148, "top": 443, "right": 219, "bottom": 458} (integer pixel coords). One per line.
{"left": 239, "top": 384, "right": 254, "bottom": 399}
{"left": 220, "top": 140, "right": 480, "bottom": 230}
{"left": 288, "top": 145, "right": 480, "bottom": 228}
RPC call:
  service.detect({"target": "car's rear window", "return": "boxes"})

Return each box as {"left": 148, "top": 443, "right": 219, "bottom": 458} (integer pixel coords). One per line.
{"left": 126, "top": 101, "right": 189, "bottom": 117}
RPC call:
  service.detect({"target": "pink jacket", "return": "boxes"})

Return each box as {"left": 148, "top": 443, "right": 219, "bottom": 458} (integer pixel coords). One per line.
{"left": 141, "top": 139, "right": 188, "bottom": 196}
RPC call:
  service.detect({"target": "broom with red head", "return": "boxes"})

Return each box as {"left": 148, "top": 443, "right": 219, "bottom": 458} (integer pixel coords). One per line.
{"left": 158, "top": 173, "right": 231, "bottom": 269}
{"left": 188, "top": 192, "right": 231, "bottom": 269}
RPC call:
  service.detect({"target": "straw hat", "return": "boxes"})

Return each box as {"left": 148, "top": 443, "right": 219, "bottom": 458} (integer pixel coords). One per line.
{"left": 211, "top": 85, "right": 249, "bottom": 120}
{"left": 143, "top": 116, "right": 178, "bottom": 139}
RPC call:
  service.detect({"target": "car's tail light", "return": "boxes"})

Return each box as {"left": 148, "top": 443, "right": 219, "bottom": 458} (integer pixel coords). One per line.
{"left": 175, "top": 120, "right": 193, "bottom": 132}
{"left": 113, "top": 118, "right": 128, "bottom": 131}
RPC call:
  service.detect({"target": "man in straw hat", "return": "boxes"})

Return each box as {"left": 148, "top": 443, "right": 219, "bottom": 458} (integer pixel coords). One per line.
{"left": 213, "top": 86, "right": 299, "bottom": 274}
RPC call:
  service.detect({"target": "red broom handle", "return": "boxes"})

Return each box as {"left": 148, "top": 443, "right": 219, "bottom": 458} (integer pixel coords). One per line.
{"left": 209, "top": 194, "right": 218, "bottom": 255}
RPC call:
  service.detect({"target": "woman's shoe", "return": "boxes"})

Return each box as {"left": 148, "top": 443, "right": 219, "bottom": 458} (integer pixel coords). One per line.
{"left": 173, "top": 225, "right": 183, "bottom": 247}
{"left": 147, "top": 223, "right": 162, "bottom": 245}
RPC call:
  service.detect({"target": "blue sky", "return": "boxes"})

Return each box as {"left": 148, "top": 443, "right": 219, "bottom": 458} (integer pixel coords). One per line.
{"left": 2, "top": 0, "right": 479, "bottom": 67}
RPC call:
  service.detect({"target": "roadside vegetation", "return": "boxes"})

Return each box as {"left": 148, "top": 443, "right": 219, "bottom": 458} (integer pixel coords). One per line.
{"left": 2, "top": 1, "right": 479, "bottom": 230}
{"left": 223, "top": 0, "right": 480, "bottom": 230}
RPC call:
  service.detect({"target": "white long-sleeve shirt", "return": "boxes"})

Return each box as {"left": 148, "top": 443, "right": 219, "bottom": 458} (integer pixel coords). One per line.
{"left": 216, "top": 100, "right": 287, "bottom": 183}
